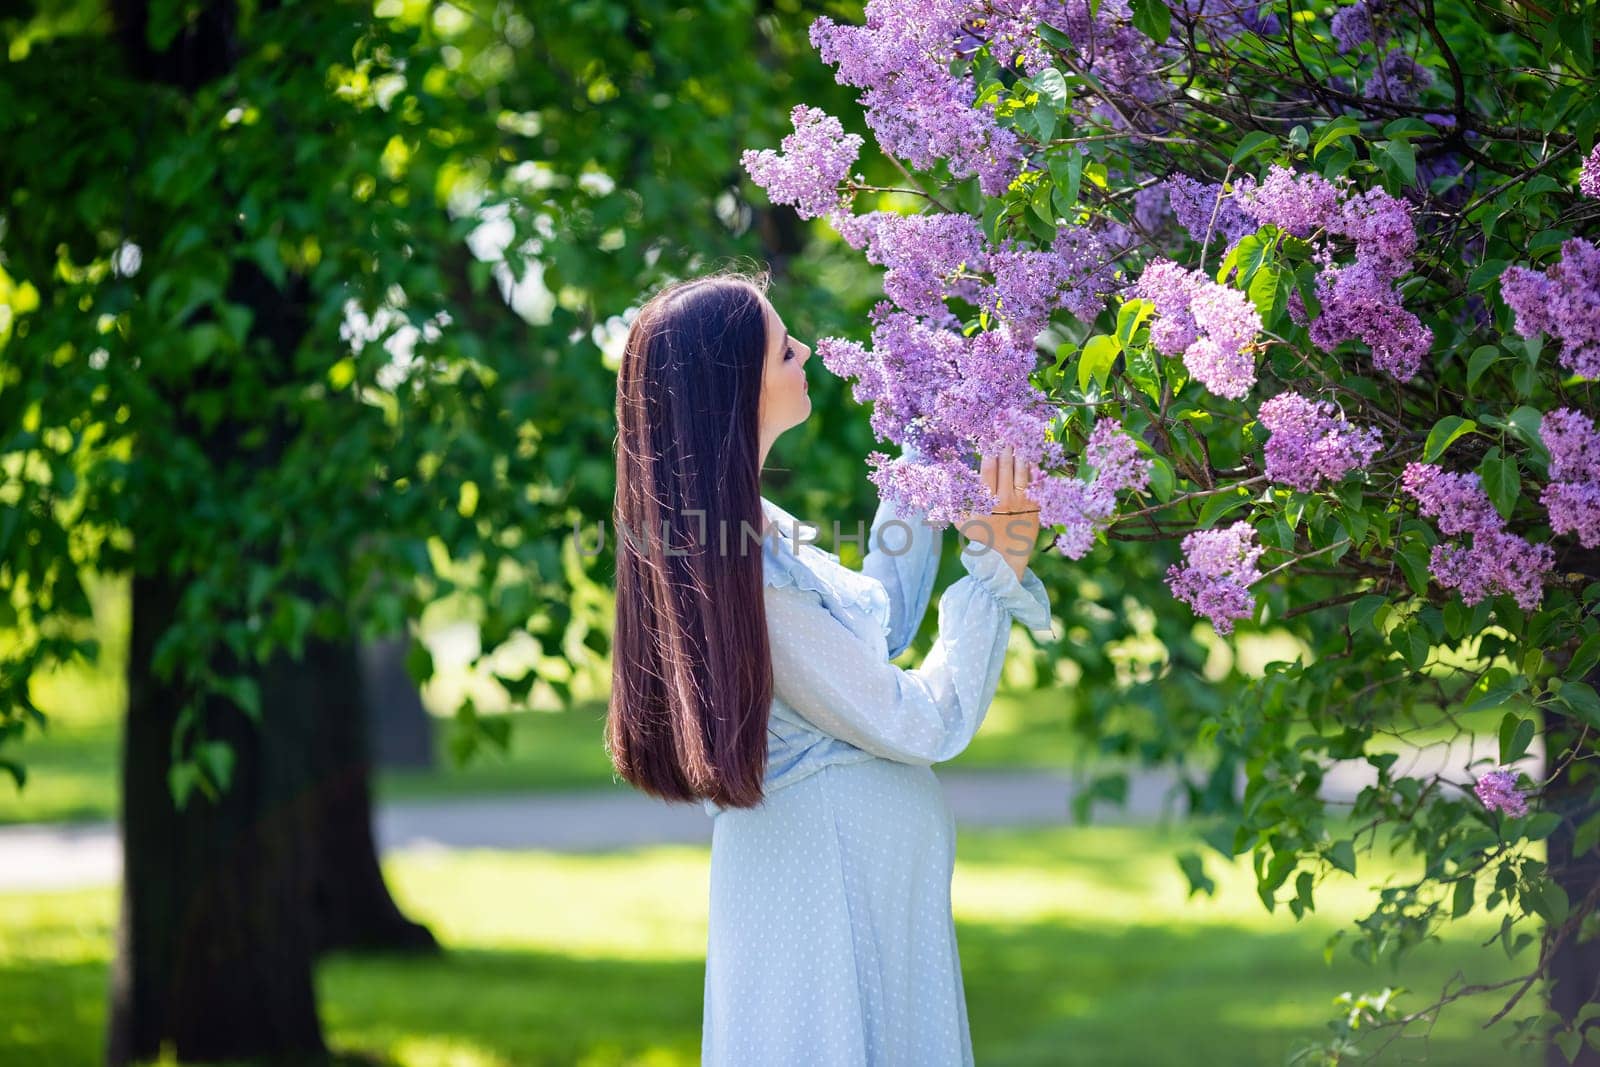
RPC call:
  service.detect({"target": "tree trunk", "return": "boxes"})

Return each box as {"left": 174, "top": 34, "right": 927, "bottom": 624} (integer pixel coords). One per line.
{"left": 1544, "top": 548, "right": 1600, "bottom": 1066}
{"left": 107, "top": 573, "right": 325, "bottom": 1065}
{"left": 311, "top": 629, "right": 439, "bottom": 955}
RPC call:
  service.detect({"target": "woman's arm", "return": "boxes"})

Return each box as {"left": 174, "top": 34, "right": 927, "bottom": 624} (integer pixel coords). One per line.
{"left": 766, "top": 542, "right": 1054, "bottom": 765}
{"left": 860, "top": 442, "right": 943, "bottom": 659}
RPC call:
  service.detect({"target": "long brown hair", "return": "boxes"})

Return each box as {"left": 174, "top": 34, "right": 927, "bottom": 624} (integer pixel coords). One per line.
{"left": 606, "top": 270, "right": 776, "bottom": 809}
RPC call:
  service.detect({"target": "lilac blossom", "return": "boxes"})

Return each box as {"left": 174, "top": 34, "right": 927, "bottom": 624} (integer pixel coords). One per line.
{"left": 833, "top": 210, "right": 990, "bottom": 319}
{"left": 1029, "top": 419, "right": 1153, "bottom": 559}
{"left": 1165, "top": 174, "right": 1254, "bottom": 250}
{"left": 1540, "top": 407, "right": 1600, "bottom": 548}
{"left": 1134, "top": 258, "right": 1263, "bottom": 400}
{"left": 1499, "top": 238, "right": 1600, "bottom": 379}
{"left": 739, "top": 105, "right": 864, "bottom": 220}
{"left": 1134, "top": 184, "right": 1173, "bottom": 235}
{"left": 1582, "top": 143, "right": 1600, "bottom": 199}
{"left": 811, "top": 1, "right": 1024, "bottom": 196}
{"left": 986, "top": 223, "right": 1125, "bottom": 339}
{"left": 1366, "top": 49, "right": 1434, "bottom": 104}
{"left": 1329, "top": 0, "right": 1388, "bottom": 52}
{"left": 1232, "top": 168, "right": 1343, "bottom": 239}
{"left": 1166, "top": 521, "right": 1263, "bottom": 634}
{"left": 1309, "top": 258, "right": 1433, "bottom": 381}
{"left": 1473, "top": 769, "right": 1529, "bottom": 818}
{"left": 1257, "top": 393, "right": 1383, "bottom": 491}
{"left": 1402, "top": 463, "right": 1554, "bottom": 609}
{"left": 1053, "top": 0, "right": 1168, "bottom": 124}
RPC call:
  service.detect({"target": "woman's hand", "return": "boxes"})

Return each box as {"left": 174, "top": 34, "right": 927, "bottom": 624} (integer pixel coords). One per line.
{"left": 954, "top": 446, "right": 1041, "bottom": 582}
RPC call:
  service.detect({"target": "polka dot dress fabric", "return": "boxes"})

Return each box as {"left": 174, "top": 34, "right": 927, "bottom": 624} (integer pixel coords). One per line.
{"left": 701, "top": 461, "right": 1055, "bottom": 1066}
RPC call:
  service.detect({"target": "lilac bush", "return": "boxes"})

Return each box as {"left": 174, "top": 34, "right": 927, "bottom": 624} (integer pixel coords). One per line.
{"left": 743, "top": 0, "right": 1600, "bottom": 1056}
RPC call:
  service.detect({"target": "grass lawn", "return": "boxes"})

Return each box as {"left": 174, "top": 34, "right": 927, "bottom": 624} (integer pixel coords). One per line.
{"left": 1, "top": 821, "right": 1545, "bottom": 1066}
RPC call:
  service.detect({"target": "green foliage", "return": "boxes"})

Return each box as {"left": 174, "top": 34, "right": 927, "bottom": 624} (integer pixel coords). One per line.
{"left": 0, "top": 0, "right": 884, "bottom": 809}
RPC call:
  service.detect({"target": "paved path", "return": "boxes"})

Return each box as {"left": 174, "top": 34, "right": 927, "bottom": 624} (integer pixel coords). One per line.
{"left": 0, "top": 732, "right": 1530, "bottom": 892}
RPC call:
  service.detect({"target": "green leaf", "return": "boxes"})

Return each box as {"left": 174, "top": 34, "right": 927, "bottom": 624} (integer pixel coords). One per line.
{"left": 1177, "top": 851, "right": 1216, "bottom": 897}
{"left": 1557, "top": 681, "right": 1600, "bottom": 727}
{"left": 168, "top": 760, "right": 199, "bottom": 811}
{"left": 1452, "top": 876, "right": 1475, "bottom": 918}
{"left": 1396, "top": 541, "right": 1432, "bottom": 597}
{"left": 1479, "top": 452, "right": 1521, "bottom": 521}
{"left": 1247, "top": 265, "right": 1281, "bottom": 321}
{"left": 1498, "top": 713, "right": 1535, "bottom": 765}
{"left": 1348, "top": 594, "right": 1387, "bottom": 634}
{"left": 1032, "top": 68, "right": 1068, "bottom": 109}
{"left": 1567, "top": 632, "right": 1600, "bottom": 680}
{"left": 193, "top": 740, "right": 236, "bottom": 792}
{"left": 1327, "top": 839, "right": 1356, "bottom": 875}
{"left": 219, "top": 675, "right": 262, "bottom": 723}
{"left": 1574, "top": 811, "right": 1600, "bottom": 858}
{"left": 1115, "top": 298, "right": 1155, "bottom": 347}
{"left": 1230, "top": 131, "right": 1277, "bottom": 166}
{"left": 1508, "top": 405, "right": 1546, "bottom": 461}
{"left": 1468, "top": 258, "right": 1510, "bottom": 291}
{"left": 1377, "top": 139, "right": 1416, "bottom": 186}
{"left": 1147, "top": 456, "right": 1175, "bottom": 502}
{"left": 1466, "top": 345, "right": 1503, "bottom": 390}
{"left": 1382, "top": 117, "right": 1440, "bottom": 140}
{"left": 1078, "top": 334, "right": 1122, "bottom": 391}
{"left": 1390, "top": 622, "right": 1430, "bottom": 670}
{"left": 1130, "top": 0, "right": 1172, "bottom": 41}
{"left": 1048, "top": 149, "right": 1085, "bottom": 212}
{"left": 1196, "top": 489, "right": 1252, "bottom": 528}
{"left": 1422, "top": 416, "right": 1476, "bottom": 462}
{"left": 1313, "top": 116, "right": 1361, "bottom": 159}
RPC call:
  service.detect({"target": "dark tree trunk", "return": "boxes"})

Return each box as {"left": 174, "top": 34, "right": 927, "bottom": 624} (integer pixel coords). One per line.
{"left": 1542, "top": 702, "right": 1600, "bottom": 1067}
{"left": 1544, "top": 547, "right": 1600, "bottom": 1066}
{"left": 108, "top": 573, "right": 325, "bottom": 1065}
{"left": 361, "top": 633, "right": 435, "bottom": 770}
{"left": 310, "top": 629, "right": 439, "bottom": 955}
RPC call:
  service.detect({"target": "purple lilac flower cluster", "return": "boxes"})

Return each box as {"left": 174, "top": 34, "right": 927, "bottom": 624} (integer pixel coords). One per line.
{"left": 1540, "top": 407, "right": 1600, "bottom": 549}
{"left": 1134, "top": 258, "right": 1263, "bottom": 400}
{"left": 1366, "top": 49, "right": 1433, "bottom": 104}
{"left": 1030, "top": 419, "right": 1153, "bottom": 558}
{"left": 1248, "top": 169, "right": 1428, "bottom": 380}
{"left": 1582, "top": 143, "right": 1600, "bottom": 199}
{"left": 833, "top": 211, "right": 991, "bottom": 320}
{"left": 1257, "top": 393, "right": 1383, "bottom": 491}
{"left": 1499, "top": 238, "right": 1600, "bottom": 380}
{"left": 1401, "top": 463, "right": 1554, "bottom": 609}
{"left": 986, "top": 223, "right": 1128, "bottom": 338}
{"left": 1473, "top": 769, "right": 1529, "bottom": 818}
{"left": 1329, "top": 0, "right": 1389, "bottom": 52}
{"left": 1164, "top": 174, "right": 1255, "bottom": 251}
{"left": 738, "top": 105, "right": 864, "bottom": 221}
{"left": 1163, "top": 165, "right": 1430, "bottom": 381}
{"left": 810, "top": 0, "right": 1024, "bottom": 196}
{"left": 1166, "top": 521, "right": 1263, "bottom": 634}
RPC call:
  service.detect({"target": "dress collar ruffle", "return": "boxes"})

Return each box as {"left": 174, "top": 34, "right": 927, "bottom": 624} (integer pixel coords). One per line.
{"left": 758, "top": 494, "right": 892, "bottom": 638}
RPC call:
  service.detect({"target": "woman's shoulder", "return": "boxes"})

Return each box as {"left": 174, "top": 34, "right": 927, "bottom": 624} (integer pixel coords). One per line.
{"left": 759, "top": 496, "right": 891, "bottom": 634}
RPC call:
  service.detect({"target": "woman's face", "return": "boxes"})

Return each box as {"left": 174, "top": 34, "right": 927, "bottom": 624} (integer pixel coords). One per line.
{"left": 757, "top": 294, "right": 812, "bottom": 454}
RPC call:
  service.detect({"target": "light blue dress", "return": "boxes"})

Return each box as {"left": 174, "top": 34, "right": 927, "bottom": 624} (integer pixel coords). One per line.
{"left": 701, "top": 452, "right": 1056, "bottom": 1066}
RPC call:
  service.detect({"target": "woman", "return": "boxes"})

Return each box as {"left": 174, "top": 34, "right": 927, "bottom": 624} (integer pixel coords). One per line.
{"left": 607, "top": 270, "right": 1054, "bottom": 1066}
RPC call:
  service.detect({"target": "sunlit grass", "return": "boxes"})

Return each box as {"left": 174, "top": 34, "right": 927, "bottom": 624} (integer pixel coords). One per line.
{"left": 0, "top": 822, "right": 1546, "bottom": 1066}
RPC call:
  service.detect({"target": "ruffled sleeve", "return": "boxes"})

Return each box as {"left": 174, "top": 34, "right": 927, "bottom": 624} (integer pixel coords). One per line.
{"left": 859, "top": 440, "right": 943, "bottom": 659}
{"left": 761, "top": 532, "right": 1056, "bottom": 767}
